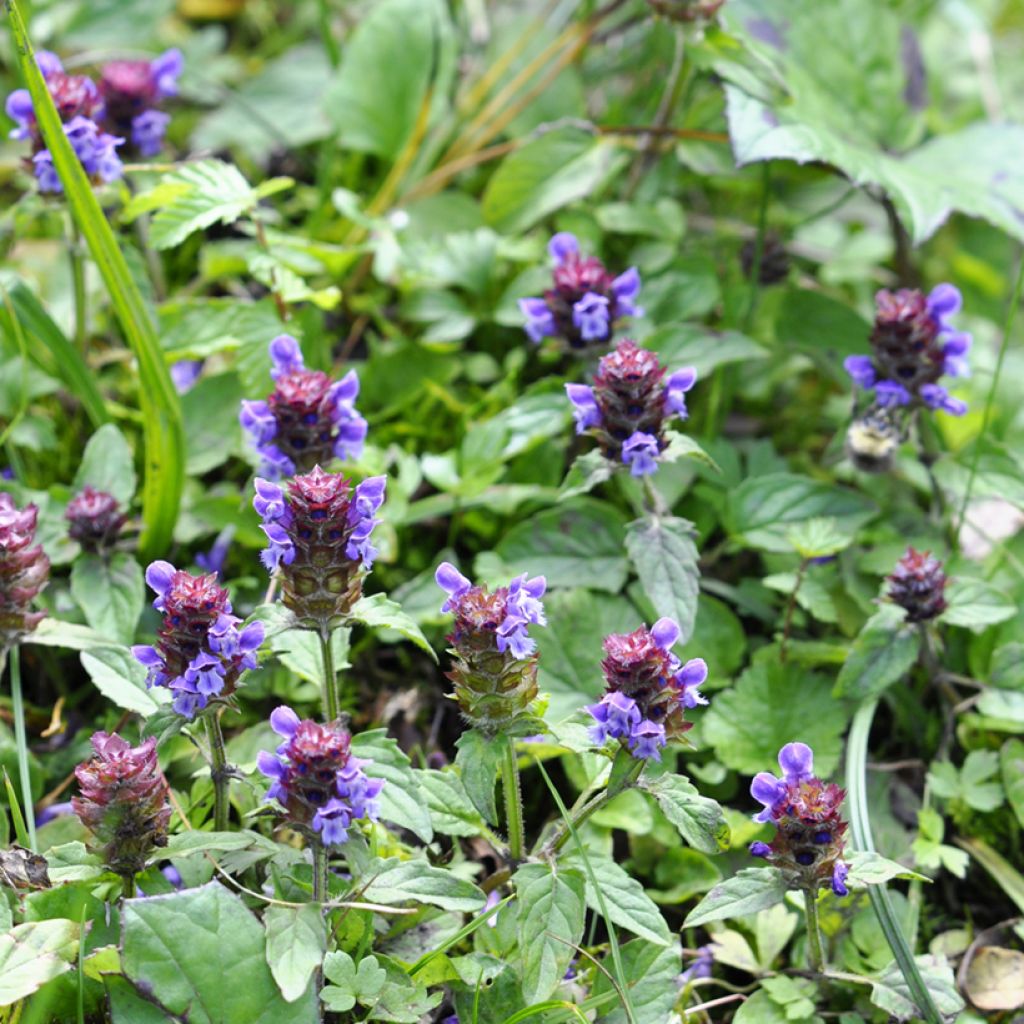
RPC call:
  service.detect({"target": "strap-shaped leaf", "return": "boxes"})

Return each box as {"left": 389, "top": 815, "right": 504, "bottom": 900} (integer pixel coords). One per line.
{"left": 7, "top": 0, "right": 184, "bottom": 559}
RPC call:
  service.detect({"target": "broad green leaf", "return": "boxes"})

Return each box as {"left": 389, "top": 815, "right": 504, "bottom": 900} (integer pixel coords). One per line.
{"left": 911, "top": 808, "right": 968, "bottom": 879}
{"left": 590, "top": 938, "right": 682, "bottom": 1024}
{"left": 725, "top": 473, "right": 876, "bottom": 553}
{"left": 991, "top": 643, "right": 1024, "bottom": 690}
{"left": 482, "top": 128, "right": 626, "bottom": 234}
{"left": 7, "top": 1, "right": 184, "bottom": 560}
{"left": 350, "top": 593, "right": 438, "bottom": 661}
{"left": 264, "top": 903, "right": 326, "bottom": 1003}
{"left": 638, "top": 770, "right": 730, "bottom": 854}
{"left": 72, "top": 423, "right": 136, "bottom": 505}
{"left": 163, "top": 830, "right": 276, "bottom": 858}
{"left": 869, "top": 955, "right": 964, "bottom": 1020}
{"left": 703, "top": 655, "right": 848, "bottom": 776}
{"left": 733, "top": 988, "right": 818, "bottom": 1024}
{"left": 785, "top": 517, "right": 856, "bottom": 559}
{"left": 81, "top": 647, "right": 164, "bottom": 716}
{"left": 182, "top": 373, "right": 244, "bottom": 474}
{"left": 683, "top": 867, "right": 789, "bottom": 927}
{"left": 495, "top": 499, "right": 629, "bottom": 592}
{"left": 625, "top": 515, "right": 700, "bottom": 644}
{"left": 846, "top": 850, "right": 928, "bottom": 887}
{"left": 27, "top": 619, "right": 112, "bottom": 652}
{"left": 321, "top": 951, "right": 388, "bottom": 1013}
{"left": 361, "top": 857, "right": 486, "bottom": 913}
{"left": 834, "top": 605, "right": 919, "bottom": 702}
{"left": 1001, "top": 739, "right": 1024, "bottom": 830}
{"left": 563, "top": 851, "right": 671, "bottom": 946}
{"left": 454, "top": 729, "right": 503, "bottom": 825}
{"left": 267, "top": 623, "right": 351, "bottom": 685}
{"left": 514, "top": 862, "right": 586, "bottom": 1004}
{"left": 43, "top": 842, "right": 103, "bottom": 883}
{"left": 777, "top": 288, "right": 874, "bottom": 370}
{"left": 558, "top": 450, "right": 613, "bottom": 502}
{"left": 0, "top": 919, "right": 80, "bottom": 1004}
{"left": 351, "top": 730, "right": 433, "bottom": 843}
{"left": 70, "top": 553, "right": 144, "bottom": 645}
{"left": 928, "top": 751, "right": 1004, "bottom": 813}
{"left": 645, "top": 323, "right": 768, "bottom": 378}
{"left": 941, "top": 578, "right": 1016, "bottom": 631}
{"left": 324, "top": 0, "right": 452, "bottom": 160}
{"left": 121, "top": 882, "right": 316, "bottom": 1023}
{"left": 418, "top": 769, "right": 486, "bottom": 837}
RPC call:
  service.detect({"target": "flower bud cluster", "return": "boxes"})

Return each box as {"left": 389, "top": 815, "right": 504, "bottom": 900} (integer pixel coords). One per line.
{"left": 566, "top": 340, "right": 696, "bottom": 477}
{"left": 5, "top": 48, "right": 181, "bottom": 193}
{"left": 240, "top": 336, "right": 367, "bottom": 479}
{"left": 519, "top": 233, "right": 642, "bottom": 349}
{"left": 587, "top": 617, "right": 707, "bottom": 761}
{"left": 844, "top": 284, "right": 970, "bottom": 416}
{"left": 72, "top": 731, "right": 171, "bottom": 880}
{"left": 435, "top": 563, "right": 546, "bottom": 733}
{"left": 886, "top": 547, "right": 947, "bottom": 623}
{"left": 132, "top": 562, "right": 264, "bottom": 719}
{"left": 257, "top": 706, "right": 383, "bottom": 845}
{"left": 253, "top": 466, "right": 386, "bottom": 630}
{"left": 0, "top": 493, "right": 49, "bottom": 648}
{"left": 65, "top": 486, "right": 126, "bottom": 552}
{"left": 749, "top": 742, "right": 849, "bottom": 897}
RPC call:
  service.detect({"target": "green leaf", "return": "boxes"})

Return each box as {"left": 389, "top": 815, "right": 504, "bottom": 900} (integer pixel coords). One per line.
{"left": 734, "top": 988, "right": 820, "bottom": 1024}
{"left": 351, "top": 730, "right": 433, "bottom": 843}
{"left": 941, "top": 578, "right": 1016, "bottom": 630}
{"left": 513, "top": 862, "right": 586, "bottom": 1004}
{"left": 683, "top": 867, "right": 789, "bottom": 927}
{"left": 725, "top": 473, "right": 876, "bottom": 553}
{"left": 70, "top": 553, "right": 144, "bottom": 646}
{"left": 558, "top": 450, "right": 614, "bottom": 501}
{"left": 264, "top": 903, "right": 326, "bottom": 1003}
{"left": 646, "top": 323, "right": 768, "bottom": 378}
{"left": 418, "top": 769, "right": 486, "bottom": 837}
{"left": 163, "top": 830, "right": 276, "bottom": 858}
{"left": 350, "top": 593, "right": 438, "bottom": 662}
{"left": 454, "top": 729, "right": 503, "bottom": 825}
{"left": 181, "top": 373, "right": 244, "bottom": 475}
{"left": 265, "top": 619, "right": 351, "bottom": 684}
{"left": 482, "top": 128, "right": 626, "bottom": 235}
{"left": 72, "top": 423, "right": 136, "bottom": 505}
{"left": 0, "top": 919, "right": 80, "bottom": 1004}
{"left": 625, "top": 515, "right": 701, "bottom": 644}
{"left": 589, "top": 938, "right": 682, "bottom": 1024}
{"left": 121, "top": 881, "right": 317, "bottom": 1023}
{"left": 785, "top": 517, "right": 856, "bottom": 559}
{"left": 911, "top": 809, "right": 968, "bottom": 879}
{"left": 834, "top": 605, "right": 919, "bottom": 702}
{"left": 927, "top": 751, "right": 1004, "bottom": 813}
{"left": 324, "top": 0, "right": 452, "bottom": 160}
{"left": 81, "top": 646, "right": 164, "bottom": 716}
{"left": 7, "top": 0, "right": 184, "bottom": 560}
{"left": 846, "top": 850, "right": 928, "bottom": 887}
{"left": 1001, "top": 739, "right": 1024, "bottom": 830}
{"left": 703, "top": 655, "right": 848, "bottom": 776}
{"left": 563, "top": 851, "right": 671, "bottom": 946}
{"left": 361, "top": 857, "right": 486, "bottom": 913}
{"left": 321, "top": 950, "right": 389, "bottom": 1012}
{"left": 869, "top": 956, "right": 964, "bottom": 1020}
{"left": 124, "top": 159, "right": 291, "bottom": 251}
{"left": 777, "top": 288, "right": 874, "bottom": 368}
{"left": 638, "top": 770, "right": 730, "bottom": 854}
{"left": 495, "top": 499, "right": 628, "bottom": 592}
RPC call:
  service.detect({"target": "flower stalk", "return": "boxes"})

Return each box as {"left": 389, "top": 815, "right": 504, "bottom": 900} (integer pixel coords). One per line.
{"left": 502, "top": 736, "right": 524, "bottom": 861}
{"left": 803, "top": 888, "right": 825, "bottom": 973}
{"left": 319, "top": 627, "right": 340, "bottom": 725}
{"left": 206, "top": 710, "right": 230, "bottom": 833}
{"left": 9, "top": 645, "right": 36, "bottom": 850}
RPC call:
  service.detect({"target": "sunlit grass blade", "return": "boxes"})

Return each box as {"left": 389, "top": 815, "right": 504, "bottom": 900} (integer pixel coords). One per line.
{"left": 0, "top": 279, "right": 109, "bottom": 428}
{"left": 6, "top": 0, "right": 184, "bottom": 560}
{"left": 955, "top": 835, "right": 1024, "bottom": 915}
{"left": 846, "top": 699, "right": 942, "bottom": 1024}
{"left": 409, "top": 893, "right": 516, "bottom": 977}
{"left": 3, "top": 767, "right": 31, "bottom": 849}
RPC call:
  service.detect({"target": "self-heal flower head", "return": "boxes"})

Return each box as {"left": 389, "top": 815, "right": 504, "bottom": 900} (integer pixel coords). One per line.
{"left": 65, "top": 486, "right": 126, "bottom": 553}
{"left": 31, "top": 116, "right": 124, "bottom": 194}
{"left": 253, "top": 466, "right": 386, "bottom": 631}
{"left": 98, "top": 49, "right": 182, "bottom": 157}
{"left": 748, "top": 741, "right": 849, "bottom": 897}
{"left": 844, "top": 283, "right": 970, "bottom": 419}
{"left": 0, "top": 492, "right": 50, "bottom": 648}
{"left": 565, "top": 340, "right": 697, "bottom": 478}
{"left": 519, "top": 232, "right": 643, "bottom": 349}
{"left": 131, "top": 563, "right": 264, "bottom": 718}
{"left": 240, "top": 335, "right": 367, "bottom": 479}
{"left": 72, "top": 732, "right": 171, "bottom": 882}
{"left": 257, "top": 707, "right": 383, "bottom": 846}
{"left": 587, "top": 617, "right": 708, "bottom": 760}
{"left": 886, "top": 547, "right": 947, "bottom": 623}
{"left": 435, "top": 562, "right": 546, "bottom": 733}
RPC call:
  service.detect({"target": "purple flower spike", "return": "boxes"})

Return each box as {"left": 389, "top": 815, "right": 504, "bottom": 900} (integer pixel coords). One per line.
{"left": 572, "top": 292, "right": 611, "bottom": 341}
{"left": 269, "top": 334, "right": 305, "bottom": 379}
{"left": 622, "top": 431, "right": 660, "bottom": 476}
{"left": 144, "top": 560, "right": 177, "bottom": 610}
{"left": 610, "top": 267, "right": 643, "bottom": 318}
{"left": 436, "top": 562, "right": 472, "bottom": 612}
{"left": 131, "top": 109, "right": 170, "bottom": 156}
{"left": 778, "top": 742, "right": 814, "bottom": 784}
{"left": 664, "top": 367, "right": 697, "bottom": 419}
{"left": 650, "top": 617, "right": 680, "bottom": 651}
{"left": 587, "top": 692, "right": 641, "bottom": 744}
{"left": 919, "top": 384, "right": 967, "bottom": 416}
{"left": 270, "top": 705, "right": 301, "bottom": 739}
{"left": 751, "top": 772, "right": 787, "bottom": 822}
{"left": 548, "top": 232, "right": 579, "bottom": 264}
{"left": 675, "top": 658, "right": 709, "bottom": 708}
{"left": 565, "top": 383, "right": 602, "bottom": 433}
{"left": 831, "top": 861, "right": 850, "bottom": 897}
{"left": 926, "top": 282, "right": 961, "bottom": 320}
{"left": 875, "top": 380, "right": 911, "bottom": 406}
{"left": 628, "top": 719, "right": 667, "bottom": 760}
{"left": 843, "top": 355, "right": 876, "bottom": 389}
{"left": 151, "top": 48, "right": 184, "bottom": 99}
{"left": 170, "top": 359, "right": 202, "bottom": 394}
{"left": 519, "top": 297, "right": 557, "bottom": 344}
{"left": 749, "top": 841, "right": 772, "bottom": 858}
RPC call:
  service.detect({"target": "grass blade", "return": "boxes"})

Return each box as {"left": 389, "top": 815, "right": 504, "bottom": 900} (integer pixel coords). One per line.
{"left": 846, "top": 699, "right": 942, "bottom": 1024}
{"left": 6, "top": 0, "right": 184, "bottom": 559}
{"left": 955, "top": 835, "right": 1024, "bottom": 915}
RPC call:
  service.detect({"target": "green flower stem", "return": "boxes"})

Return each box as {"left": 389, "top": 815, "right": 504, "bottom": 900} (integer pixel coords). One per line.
{"left": 121, "top": 873, "right": 136, "bottom": 901}
{"left": 803, "top": 888, "right": 825, "bottom": 973}
{"left": 502, "top": 735, "right": 525, "bottom": 861}
{"left": 205, "top": 710, "right": 230, "bottom": 833}
{"left": 318, "top": 627, "right": 340, "bottom": 723}
{"left": 68, "top": 217, "right": 87, "bottom": 351}
{"left": 9, "top": 646, "right": 37, "bottom": 851}
{"left": 312, "top": 838, "right": 328, "bottom": 903}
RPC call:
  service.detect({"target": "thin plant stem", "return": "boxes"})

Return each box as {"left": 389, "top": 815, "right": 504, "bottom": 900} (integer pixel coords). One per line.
{"left": 953, "top": 251, "right": 1024, "bottom": 547}
{"left": 121, "top": 873, "right": 135, "bottom": 901}
{"left": 317, "top": 0, "right": 341, "bottom": 67}
{"left": 502, "top": 735, "right": 525, "bottom": 861}
{"left": 319, "top": 628, "right": 340, "bottom": 723}
{"left": 803, "top": 888, "right": 825, "bottom": 973}
{"left": 205, "top": 710, "right": 230, "bottom": 833}
{"left": 312, "top": 838, "right": 329, "bottom": 903}
{"left": 10, "top": 646, "right": 37, "bottom": 851}
{"left": 68, "top": 216, "right": 87, "bottom": 351}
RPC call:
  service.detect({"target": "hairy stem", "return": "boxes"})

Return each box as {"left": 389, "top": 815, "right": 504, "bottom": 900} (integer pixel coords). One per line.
{"left": 206, "top": 710, "right": 230, "bottom": 833}
{"left": 803, "top": 888, "right": 825, "bottom": 973}
{"left": 502, "top": 735, "right": 525, "bottom": 861}
{"left": 9, "top": 646, "right": 37, "bottom": 851}
{"left": 319, "top": 628, "right": 340, "bottom": 723}
{"left": 121, "top": 873, "right": 136, "bottom": 901}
